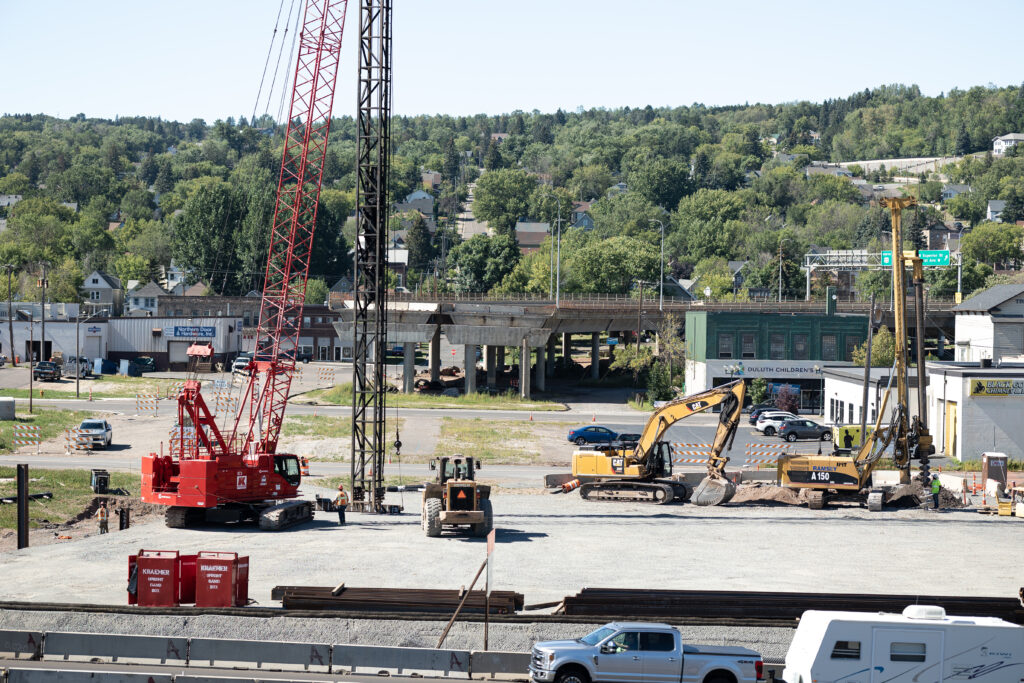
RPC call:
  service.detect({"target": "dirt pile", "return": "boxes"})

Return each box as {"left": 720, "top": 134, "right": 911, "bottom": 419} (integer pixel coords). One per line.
{"left": 729, "top": 484, "right": 808, "bottom": 505}
{"left": 886, "top": 481, "right": 966, "bottom": 509}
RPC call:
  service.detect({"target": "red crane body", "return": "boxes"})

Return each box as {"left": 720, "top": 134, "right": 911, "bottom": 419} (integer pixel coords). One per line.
{"left": 142, "top": 0, "right": 349, "bottom": 529}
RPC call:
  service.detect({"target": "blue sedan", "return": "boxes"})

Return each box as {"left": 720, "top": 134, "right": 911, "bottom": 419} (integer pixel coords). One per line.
{"left": 567, "top": 425, "right": 619, "bottom": 446}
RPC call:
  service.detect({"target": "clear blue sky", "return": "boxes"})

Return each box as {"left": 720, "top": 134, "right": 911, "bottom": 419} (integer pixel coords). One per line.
{"left": 2, "top": 0, "right": 1021, "bottom": 122}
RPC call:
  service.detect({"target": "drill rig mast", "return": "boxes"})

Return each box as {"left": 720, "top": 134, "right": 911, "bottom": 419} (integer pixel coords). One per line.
{"left": 349, "top": 0, "right": 392, "bottom": 513}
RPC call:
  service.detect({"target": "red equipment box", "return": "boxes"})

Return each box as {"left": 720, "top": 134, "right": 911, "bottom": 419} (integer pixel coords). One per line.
{"left": 195, "top": 551, "right": 249, "bottom": 607}
{"left": 135, "top": 550, "right": 180, "bottom": 607}
{"left": 129, "top": 552, "right": 197, "bottom": 606}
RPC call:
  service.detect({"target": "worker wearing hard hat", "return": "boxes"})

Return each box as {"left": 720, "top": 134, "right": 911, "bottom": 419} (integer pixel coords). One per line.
{"left": 334, "top": 485, "right": 349, "bottom": 525}
{"left": 97, "top": 501, "right": 109, "bottom": 534}
{"left": 930, "top": 474, "right": 941, "bottom": 510}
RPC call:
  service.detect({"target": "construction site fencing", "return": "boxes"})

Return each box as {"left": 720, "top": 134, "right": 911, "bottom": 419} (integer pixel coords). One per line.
{"left": 11, "top": 424, "right": 41, "bottom": 453}
{"left": 135, "top": 394, "right": 159, "bottom": 416}
{"left": 63, "top": 430, "right": 92, "bottom": 454}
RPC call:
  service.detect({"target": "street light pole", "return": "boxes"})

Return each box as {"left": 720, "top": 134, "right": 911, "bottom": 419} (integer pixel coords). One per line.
{"left": 38, "top": 262, "right": 48, "bottom": 362}
{"left": 75, "top": 311, "right": 98, "bottom": 398}
{"left": 955, "top": 226, "right": 966, "bottom": 300}
{"left": 650, "top": 219, "right": 665, "bottom": 311}
{"left": 543, "top": 193, "right": 563, "bottom": 307}
{"left": 778, "top": 237, "right": 791, "bottom": 303}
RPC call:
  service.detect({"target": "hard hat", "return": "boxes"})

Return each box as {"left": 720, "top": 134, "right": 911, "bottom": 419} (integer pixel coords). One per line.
{"left": 931, "top": 474, "right": 939, "bottom": 479}
{"left": 338, "top": 485, "right": 345, "bottom": 491}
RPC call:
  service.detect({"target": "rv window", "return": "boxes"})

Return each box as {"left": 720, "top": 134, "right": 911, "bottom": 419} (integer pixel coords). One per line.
{"left": 890, "top": 642, "right": 926, "bottom": 662}
{"left": 830, "top": 641, "right": 861, "bottom": 659}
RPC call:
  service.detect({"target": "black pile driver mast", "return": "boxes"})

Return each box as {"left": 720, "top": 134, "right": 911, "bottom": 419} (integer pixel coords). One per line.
{"left": 349, "top": 0, "right": 392, "bottom": 512}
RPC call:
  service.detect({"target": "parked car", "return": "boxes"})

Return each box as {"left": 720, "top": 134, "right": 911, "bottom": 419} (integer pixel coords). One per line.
{"left": 777, "top": 419, "right": 832, "bottom": 442}
{"left": 75, "top": 419, "right": 112, "bottom": 450}
{"left": 33, "top": 361, "right": 62, "bottom": 381}
{"left": 567, "top": 425, "right": 619, "bottom": 446}
{"left": 754, "top": 411, "right": 798, "bottom": 436}
{"left": 63, "top": 356, "right": 91, "bottom": 379}
{"left": 747, "top": 405, "right": 779, "bottom": 425}
{"left": 232, "top": 353, "right": 253, "bottom": 374}
{"left": 616, "top": 432, "right": 641, "bottom": 446}
{"left": 133, "top": 356, "right": 156, "bottom": 373}
{"left": 530, "top": 621, "right": 763, "bottom": 683}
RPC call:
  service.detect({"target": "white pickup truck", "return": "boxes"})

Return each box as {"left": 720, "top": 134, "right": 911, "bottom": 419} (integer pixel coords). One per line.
{"left": 530, "top": 622, "right": 764, "bottom": 683}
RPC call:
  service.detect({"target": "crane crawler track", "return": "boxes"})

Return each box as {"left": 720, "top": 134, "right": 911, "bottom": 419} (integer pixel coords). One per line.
{"left": 259, "top": 500, "right": 314, "bottom": 530}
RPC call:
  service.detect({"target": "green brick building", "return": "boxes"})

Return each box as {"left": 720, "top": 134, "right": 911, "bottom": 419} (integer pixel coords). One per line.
{"left": 684, "top": 310, "right": 868, "bottom": 413}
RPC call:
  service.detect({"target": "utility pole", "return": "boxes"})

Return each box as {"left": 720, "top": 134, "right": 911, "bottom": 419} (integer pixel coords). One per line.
{"left": 4, "top": 264, "right": 14, "bottom": 366}
{"left": 38, "top": 263, "right": 48, "bottom": 362}
{"left": 636, "top": 281, "right": 644, "bottom": 352}
{"left": 777, "top": 238, "right": 791, "bottom": 303}
{"left": 28, "top": 317, "right": 34, "bottom": 414}
{"left": 860, "top": 293, "right": 875, "bottom": 440}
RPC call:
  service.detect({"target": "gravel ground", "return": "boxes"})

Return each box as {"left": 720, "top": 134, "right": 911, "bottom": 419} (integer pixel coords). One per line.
{"left": 0, "top": 610, "right": 795, "bottom": 661}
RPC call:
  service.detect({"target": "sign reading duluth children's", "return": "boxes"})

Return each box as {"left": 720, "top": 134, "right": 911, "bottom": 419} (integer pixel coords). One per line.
{"left": 970, "top": 379, "right": 1024, "bottom": 397}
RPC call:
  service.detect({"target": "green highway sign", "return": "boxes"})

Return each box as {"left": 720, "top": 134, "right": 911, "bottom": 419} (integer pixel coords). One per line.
{"left": 880, "top": 250, "right": 951, "bottom": 267}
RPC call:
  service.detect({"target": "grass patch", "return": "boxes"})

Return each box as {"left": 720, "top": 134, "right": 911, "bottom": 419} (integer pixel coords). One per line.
{"left": 319, "top": 474, "right": 424, "bottom": 490}
{"left": 0, "top": 409, "right": 92, "bottom": 454}
{"left": 0, "top": 467, "right": 140, "bottom": 530}
{"left": 281, "top": 414, "right": 404, "bottom": 440}
{"left": 433, "top": 417, "right": 544, "bottom": 464}
{"left": 0, "top": 374, "right": 195, "bottom": 399}
{"left": 309, "top": 383, "right": 563, "bottom": 411}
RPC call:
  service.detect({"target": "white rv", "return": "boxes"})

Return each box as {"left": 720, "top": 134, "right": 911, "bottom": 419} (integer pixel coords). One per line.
{"left": 782, "top": 605, "right": 1024, "bottom": 682}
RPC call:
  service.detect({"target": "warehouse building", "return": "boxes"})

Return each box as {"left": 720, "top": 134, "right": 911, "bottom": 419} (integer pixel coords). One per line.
{"left": 684, "top": 308, "right": 866, "bottom": 413}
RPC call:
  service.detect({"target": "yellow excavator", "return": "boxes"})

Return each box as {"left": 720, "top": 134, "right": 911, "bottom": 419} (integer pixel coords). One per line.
{"left": 553, "top": 380, "right": 746, "bottom": 505}
{"left": 776, "top": 197, "right": 935, "bottom": 510}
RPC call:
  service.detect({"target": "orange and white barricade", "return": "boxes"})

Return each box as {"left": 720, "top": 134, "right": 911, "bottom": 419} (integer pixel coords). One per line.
{"left": 64, "top": 429, "right": 92, "bottom": 453}
{"left": 743, "top": 443, "right": 792, "bottom": 467}
{"left": 13, "top": 424, "right": 41, "bottom": 454}
{"left": 135, "top": 393, "right": 160, "bottom": 416}
{"left": 166, "top": 382, "right": 186, "bottom": 399}
{"left": 316, "top": 367, "right": 335, "bottom": 385}
{"left": 671, "top": 442, "right": 712, "bottom": 465}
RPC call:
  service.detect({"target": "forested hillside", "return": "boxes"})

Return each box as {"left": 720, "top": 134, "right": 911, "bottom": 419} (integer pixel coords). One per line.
{"left": 1, "top": 81, "right": 1023, "bottom": 302}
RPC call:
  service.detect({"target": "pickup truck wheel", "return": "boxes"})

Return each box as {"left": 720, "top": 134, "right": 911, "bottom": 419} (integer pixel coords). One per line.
{"left": 555, "top": 666, "right": 589, "bottom": 683}
{"left": 703, "top": 675, "right": 735, "bottom": 683}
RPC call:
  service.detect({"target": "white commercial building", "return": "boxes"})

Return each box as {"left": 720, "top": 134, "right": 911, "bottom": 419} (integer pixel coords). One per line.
{"left": 821, "top": 366, "right": 924, "bottom": 427}
{"left": 954, "top": 284, "right": 1024, "bottom": 363}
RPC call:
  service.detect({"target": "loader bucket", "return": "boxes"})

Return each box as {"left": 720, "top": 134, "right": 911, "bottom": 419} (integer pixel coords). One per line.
{"left": 692, "top": 475, "right": 736, "bottom": 506}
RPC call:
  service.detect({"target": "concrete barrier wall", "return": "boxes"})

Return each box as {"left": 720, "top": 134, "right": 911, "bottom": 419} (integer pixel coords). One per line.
{"left": 187, "top": 638, "right": 331, "bottom": 673}
{"left": 335, "top": 644, "right": 472, "bottom": 678}
{"left": 470, "top": 651, "right": 531, "bottom": 680}
{"left": 42, "top": 632, "right": 188, "bottom": 665}
{"left": 6, "top": 669, "right": 174, "bottom": 683}
{"left": 0, "top": 630, "right": 43, "bottom": 659}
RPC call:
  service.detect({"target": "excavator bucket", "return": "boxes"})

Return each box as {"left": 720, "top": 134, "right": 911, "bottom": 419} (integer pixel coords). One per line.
{"left": 692, "top": 475, "right": 736, "bottom": 506}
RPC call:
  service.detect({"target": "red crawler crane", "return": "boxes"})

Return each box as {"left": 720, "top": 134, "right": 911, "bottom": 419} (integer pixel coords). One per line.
{"left": 142, "top": 0, "right": 349, "bottom": 530}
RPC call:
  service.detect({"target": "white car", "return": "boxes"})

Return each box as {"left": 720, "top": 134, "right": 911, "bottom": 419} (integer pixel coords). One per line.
{"left": 77, "top": 419, "right": 112, "bottom": 450}
{"left": 755, "top": 411, "right": 798, "bottom": 436}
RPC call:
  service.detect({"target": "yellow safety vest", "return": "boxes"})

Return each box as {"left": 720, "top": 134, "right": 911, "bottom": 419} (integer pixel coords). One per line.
{"left": 931, "top": 479, "right": 941, "bottom": 494}
{"left": 334, "top": 491, "right": 349, "bottom": 506}
{"left": 98, "top": 508, "right": 108, "bottom": 521}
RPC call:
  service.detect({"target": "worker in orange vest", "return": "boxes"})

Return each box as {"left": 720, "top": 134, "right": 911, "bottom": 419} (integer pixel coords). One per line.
{"left": 97, "top": 501, "right": 109, "bottom": 534}
{"left": 334, "top": 485, "right": 349, "bottom": 525}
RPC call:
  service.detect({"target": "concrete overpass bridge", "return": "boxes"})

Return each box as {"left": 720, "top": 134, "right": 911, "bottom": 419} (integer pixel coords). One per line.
{"left": 331, "top": 293, "right": 957, "bottom": 398}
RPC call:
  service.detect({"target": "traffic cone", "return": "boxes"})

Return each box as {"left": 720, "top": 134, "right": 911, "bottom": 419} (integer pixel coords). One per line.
{"left": 529, "top": 413, "right": 533, "bottom": 422}
{"left": 592, "top": 413, "right": 596, "bottom": 423}
{"left": 88, "top": 388, "right": 93, "bottom": 402}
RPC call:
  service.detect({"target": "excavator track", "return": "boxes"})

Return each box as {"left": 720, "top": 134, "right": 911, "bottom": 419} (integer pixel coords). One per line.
{"left": 579, "top": 482, "right": 674, "bottom": 504}
{"left": 259, "top": 500, "right": 314, "bottom": 531}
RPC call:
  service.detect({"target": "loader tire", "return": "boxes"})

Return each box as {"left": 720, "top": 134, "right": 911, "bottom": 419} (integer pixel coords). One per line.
{"left": 473, "top": 498, "right": 494, "bottom": 537}
{"left": 422, "top": 498, "right": 443, "bottom": 537}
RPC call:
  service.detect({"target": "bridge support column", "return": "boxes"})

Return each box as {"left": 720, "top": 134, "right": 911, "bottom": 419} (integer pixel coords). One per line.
{"left": 519, "top": 340, "right": 531, "bottom": 399}
{"left": 403, "top": 343, "right": 416, "bottom": 393}
{"left": 463, "top": 344, "right": 477, "bottom": 394}
{"left": 590, "top": 332, "right": 600, "bottom": 380}
{"left": 536, "top": 343, "right": 546, "bottom": 392}
{"left": 429, "top": 328, "right": 441, "bottom": 382}
{"left": 485, "top": 345, "right": 497, "bottom": 387}
{"left": 562, "top": 333, "right": 571, "bottom": 363}
{"left": 805, "top": 267, "right": 812, "bottom": 301}
{"left": 938, "top": 334, "right": 945, "bottom": 357}
{"left": 546, "top": 335, "right": 555, "bottom": 377}
{"left": 497, "top": 345, "right": 505, "bottom": 372}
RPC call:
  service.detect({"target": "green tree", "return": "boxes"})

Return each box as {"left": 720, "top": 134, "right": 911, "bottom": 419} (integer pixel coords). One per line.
{"left": 961, "top": 221, "right": 1024, "bottom": 267}
{"left": 568, "top": 164, "right": 613, "bottom": 200}
{"left": 442, "top": 137, "right": 460, "bottom": 184}
{"left": 852, "top": 325, "right": 895, "bottom": 368}
{"left": 172, "top": 178, "right": 240, "bottom": 292}
{"left": 566, "top": 235, "right": 659, "bottom": 293}
{"left": 120, "top": 188, "right": 156, "bottom": 221}
{"left": 627, "top": 157, "right": 692, "bottom": 209}
{"left": 749, "top": 378, "right": 768, "bottom": 405}
{"left": 448, "top": 233, "right": 520, "bottom": 292}
{"left": 305, "top": 278, "right": 329, "bottom": 305}
{"left": 472, "top": 169, "right": 537, "bottom": 235}
{"left": 609, "top": 343, "right": 653, "bottom": 383}
{"left": 404, "top": 211, "right": 434, "bottom": 273}
{"left": 692, "top": 257, "right": 734, "bottom": 297}
{"left": 924, "top": 262, "right": 992, "bottom": 299}
{"left": 646, "top": 361, "right": 673, "bottom": 401}
{"left": 112, "top": 253, "right": 151, "bottom": 285}
{"left": 944, "top": 192, "right": 986, "bottom": 227}
{"left": 0, "top": 172, "right": 31, "bottom": 195}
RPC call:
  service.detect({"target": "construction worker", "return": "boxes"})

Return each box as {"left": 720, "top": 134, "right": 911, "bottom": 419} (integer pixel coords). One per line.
{"left": 931, "top": 474, "right": 942, "bottom": 510}
{"left": 334, "top": 485, "right": 349, "bottom": 525}
{"left": 97, "top": 501, "right": 109, "bottom": 534}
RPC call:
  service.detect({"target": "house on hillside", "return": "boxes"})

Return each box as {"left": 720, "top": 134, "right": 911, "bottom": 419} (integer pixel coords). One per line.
{"left": 81, "top": 271, "right": 123, "bottom": 316}
{"left": 924, "top": 223, "right": 956, "bottom": 251}
{"left": 993, "top": 133, "right": 1024, "bottom": 156}
{"left": 514, "top": 220, "right": 550, "bottom": 254}
{"left": 942, "top": 184, "right": 971, "bottom": 201}
{"left": 387, "top": 247, "right": 409, "bottom": 288}
{"left": 988, "top": 200, "right": 1006, "bottom": 222}
{"left": 421, "top": 170, "right": 441, "bottom": 191}
{"left": 395, "top": 189, "right": 434, "bottom": 216}
{"left": 126, "top": 281, "right": 166, "bottom": 316}
{"left": 728, "top": 261, "right": 749, "bottom": 293}
{"left": 570, "top": 201, "right": 595, "bottom": 230}
{"left": 490, "top": 133, "right": 510, "bottom": 145}
{"left": 0, "top": 195, "right": 22, "bottom": 208}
